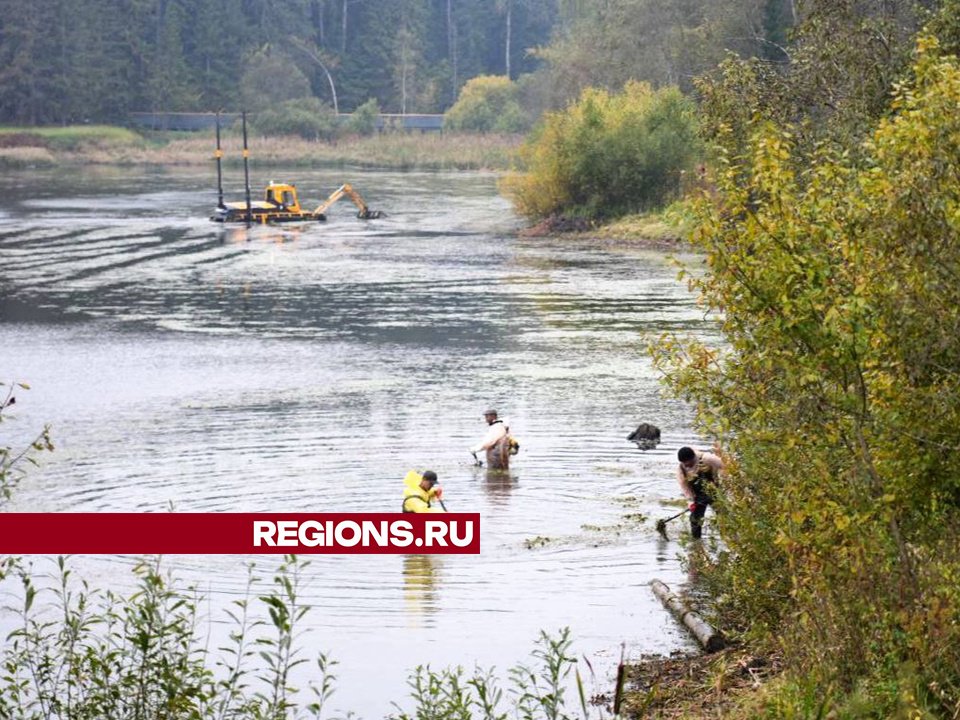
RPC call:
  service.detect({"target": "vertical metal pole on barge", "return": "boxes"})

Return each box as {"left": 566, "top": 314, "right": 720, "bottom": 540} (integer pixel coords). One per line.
{"left": 242, "top": 110, "right": 252, "bottom": 227}
{"left": 215, "top": 111, "right": 225, "bottom": 209}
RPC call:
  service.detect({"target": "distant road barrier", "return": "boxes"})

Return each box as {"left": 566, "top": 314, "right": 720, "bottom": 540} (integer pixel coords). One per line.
{"left": 129, "top": 112, "right": 239, "bottom": 131}
{"left": 129, "top": 111, "right": 445, "bottom": 133}
{"left": 371, "top": 113, "right": 443, "bottom": 132}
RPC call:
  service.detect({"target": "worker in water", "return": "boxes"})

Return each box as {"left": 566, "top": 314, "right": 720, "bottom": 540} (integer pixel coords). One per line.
{"left": 676, "top": 446, "right": 724, "bottom": 539}
{"left": 470, "top": 408, "right": 511, "bottom": 470}
{"left": 402, "top": 470, "right": 445, "bottom": 513}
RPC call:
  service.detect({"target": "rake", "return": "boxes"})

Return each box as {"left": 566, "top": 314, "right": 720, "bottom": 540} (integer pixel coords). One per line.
{"left": 655, "top": 508, "right": 690, "bottom": 538}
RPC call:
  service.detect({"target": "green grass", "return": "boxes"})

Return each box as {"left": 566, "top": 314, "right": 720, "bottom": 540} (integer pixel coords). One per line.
{"left": 0, "top": 125, "right": 144, "bottom": 149}
{"left": 589, "top": 202, "right": 692, "bottom": 243}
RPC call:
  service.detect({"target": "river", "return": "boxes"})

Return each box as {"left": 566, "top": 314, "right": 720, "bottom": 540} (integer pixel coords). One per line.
{"left": 0, "top": 165, "right": 715, "bottom": 718}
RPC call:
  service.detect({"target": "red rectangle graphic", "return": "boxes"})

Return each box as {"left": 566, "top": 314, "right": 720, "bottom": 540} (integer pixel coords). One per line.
{"left": 0, "top": 513, "right": 481, "bottom": 554}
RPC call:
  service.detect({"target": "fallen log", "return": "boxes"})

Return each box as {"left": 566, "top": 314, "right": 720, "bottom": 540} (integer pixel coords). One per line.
{"left": 651, "top": 579, "right": 725, "bottom": 653}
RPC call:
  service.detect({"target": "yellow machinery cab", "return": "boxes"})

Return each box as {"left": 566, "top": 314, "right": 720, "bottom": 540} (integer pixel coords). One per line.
{"left": 264, "top": 182, "right": 302, "bottom": 213}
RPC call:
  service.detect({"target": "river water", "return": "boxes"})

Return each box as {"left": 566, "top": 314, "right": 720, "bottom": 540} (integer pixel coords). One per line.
{"left": 0, "top": 165, "right": 715, "bottom": 717}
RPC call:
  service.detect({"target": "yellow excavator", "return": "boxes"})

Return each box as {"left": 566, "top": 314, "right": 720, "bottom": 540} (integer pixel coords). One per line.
{"left": 210, "top": 181, "right": 382, "bottom": 224}
{"left": 209, "top": 111, "right": 382, "bottom": 224}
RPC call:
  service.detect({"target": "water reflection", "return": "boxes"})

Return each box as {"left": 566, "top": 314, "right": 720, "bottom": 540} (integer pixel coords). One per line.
{"left": 218, "top": 224, "right": 305, "bottom": 245}
{"left": 655, "top": 534, "right": 671, "bottom": 564}
{"left": 482, "top": 467, "right": 517, "bottom": 509}
{"left": 402, "top": 553, "right": 442, "bottom": 626}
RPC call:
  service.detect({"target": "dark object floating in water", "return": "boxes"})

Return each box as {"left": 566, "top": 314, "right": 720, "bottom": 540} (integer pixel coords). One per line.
{"left": 627, "top": 422, "right": 661, "bottom": 450}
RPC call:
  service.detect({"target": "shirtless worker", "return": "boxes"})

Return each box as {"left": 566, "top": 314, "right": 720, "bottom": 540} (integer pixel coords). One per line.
{"left": 676, "top": 446, "right": 723, "bottom": 539}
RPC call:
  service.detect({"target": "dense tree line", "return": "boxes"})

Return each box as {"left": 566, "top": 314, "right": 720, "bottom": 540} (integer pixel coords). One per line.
{"left": 0, "top": 0, "right": 557, "bottom": 125}
{"left": 0, "top": 0, "right": 801, "bottom": 127}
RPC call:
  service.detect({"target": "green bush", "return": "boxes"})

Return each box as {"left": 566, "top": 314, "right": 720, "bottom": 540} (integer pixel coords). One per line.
{"left": 0, "top": 547, "right": 589, "bottom": 720}
{"left": 500, "top": 81, "right": 700, "bottom": 221}
{"left": 251, "top": 97, "right": 337, "bottom": 141}
{"left": 346, "top": 98, "right": 380, "bottom": 136}
{"left": 444, "top": 75, "right": 530, "bottom": 133}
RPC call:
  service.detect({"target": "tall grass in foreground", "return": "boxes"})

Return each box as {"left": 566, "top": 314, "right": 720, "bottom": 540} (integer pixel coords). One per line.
{"left": 0, "top": 554, "right": 335, "bottom": 719}
{"left": 0, "top": 553, "right": 600, "bottom": 720}
{"left": 392, "top": 628, "right": 597, "bottom": 720}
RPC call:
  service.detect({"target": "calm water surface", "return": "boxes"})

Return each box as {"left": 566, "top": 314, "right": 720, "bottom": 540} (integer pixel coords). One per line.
{"left": 0, "top": 165, "right": 716, "bottom": 717}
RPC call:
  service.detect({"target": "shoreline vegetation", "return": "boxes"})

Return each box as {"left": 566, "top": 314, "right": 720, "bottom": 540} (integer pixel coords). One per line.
{"left": 623, "top": 647, "right": 786, "bottom": 719}
{"left": 519, "top": 210, "right": 688, "bottom": 248}
{"left": 0, "top": 125, "right": 523, "bottom": 171}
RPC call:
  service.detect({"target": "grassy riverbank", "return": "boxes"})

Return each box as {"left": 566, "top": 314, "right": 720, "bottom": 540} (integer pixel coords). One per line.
{"left": 0, "top": 125, "right": 522, "bottom": 170}
{"left": 518, "top": 205, "right": 691, "bottom": 249}
{"left": 580, "top": 209, "right": 690, "bottom": 249}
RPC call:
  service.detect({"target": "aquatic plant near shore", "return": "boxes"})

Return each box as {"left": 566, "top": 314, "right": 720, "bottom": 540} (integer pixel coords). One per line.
{"left": 0, "top": 554, "right": 330, "bottom": 719}
{"left": 391, "top": 628, "right": 587, "bottom": 720}
{"left": 0, "top": 381, "right": 53, "bottom": 504}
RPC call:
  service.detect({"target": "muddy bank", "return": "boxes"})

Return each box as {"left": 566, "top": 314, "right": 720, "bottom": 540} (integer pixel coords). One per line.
{"left": 621, "top": 647, "right": 783, "bottom": 718}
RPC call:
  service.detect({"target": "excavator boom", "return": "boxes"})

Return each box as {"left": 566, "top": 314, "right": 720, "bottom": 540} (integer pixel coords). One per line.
{"left": 313, "top": 183, "right": 382, "bottom": 219}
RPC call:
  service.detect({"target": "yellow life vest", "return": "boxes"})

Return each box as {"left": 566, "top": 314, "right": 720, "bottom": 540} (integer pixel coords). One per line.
{"left": 401, "top": 470, "right": 443, "bottom": 513}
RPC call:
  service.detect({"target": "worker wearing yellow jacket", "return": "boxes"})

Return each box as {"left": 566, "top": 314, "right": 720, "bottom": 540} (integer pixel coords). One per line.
{"left": 402, "top": 470, "right": 446, "bottom": 513}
